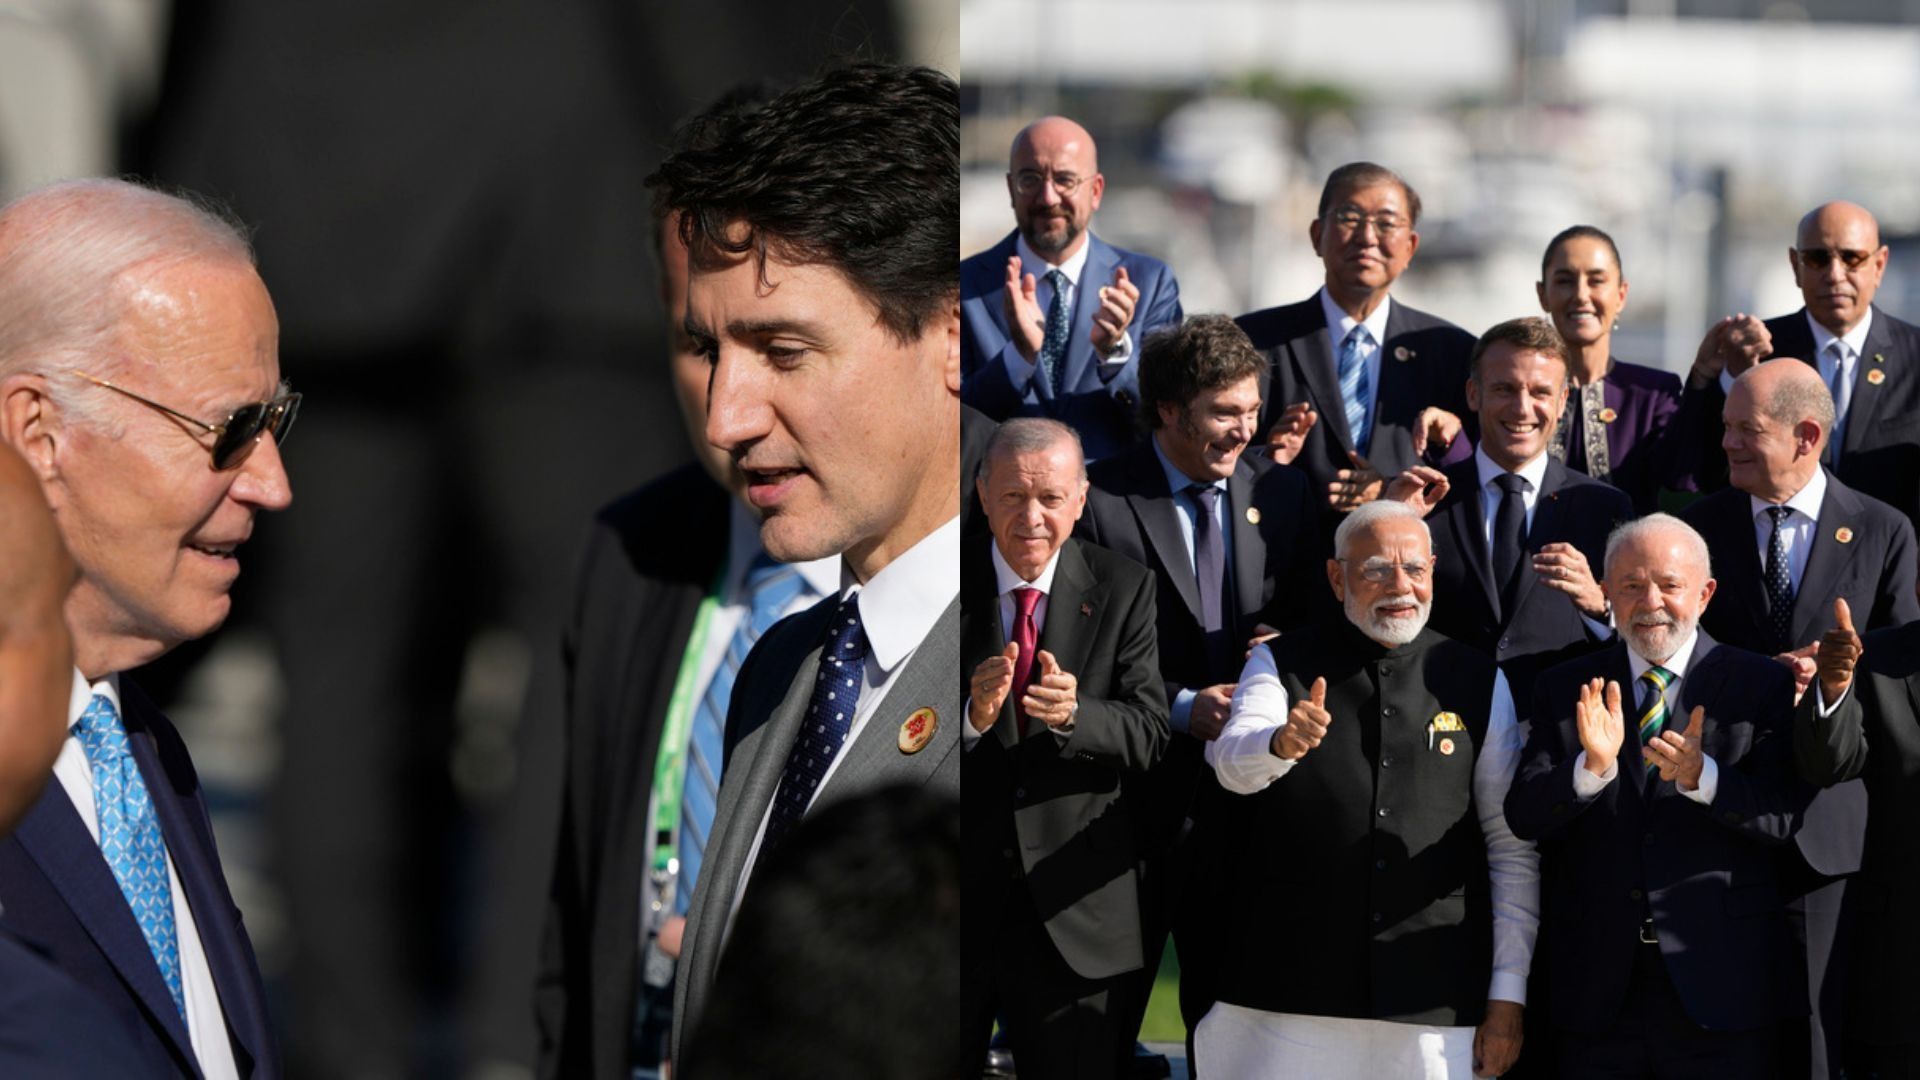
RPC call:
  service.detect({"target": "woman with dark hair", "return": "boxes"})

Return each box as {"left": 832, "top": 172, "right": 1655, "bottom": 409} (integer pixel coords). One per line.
{"left": 1534, "top": 225, "right": 1687, "bottom": 512}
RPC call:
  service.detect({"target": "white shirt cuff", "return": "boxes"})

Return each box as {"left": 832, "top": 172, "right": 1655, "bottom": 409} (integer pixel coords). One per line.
{"left": 1815, "top": 681, "right": 1851, "bottom": 716}
{"left": 1679, "top": 755, "right": 1718, "bottom": 804}
{"left": 1487, "top": 972, "right": 1527, "bottom": 1007}
{"left": 1571, "top": 750, "right": 1617, "bottom": 797}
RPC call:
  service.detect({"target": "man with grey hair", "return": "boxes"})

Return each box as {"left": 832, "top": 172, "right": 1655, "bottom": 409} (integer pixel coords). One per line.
{"left": 0, "top": 178, "right": 289, "bottom": 1077}
{"left": 1507, "top": 513, "right": 1814, "bottom": 1077}
{"left": 1199, "top": 499, "right": 1537, "bottom": 1078}
{"left": 1677, "top": 358, "right": 1916, "bottom": 1078}
{"left": 961, "top": 416, "right": 1168, "bottom": 1077}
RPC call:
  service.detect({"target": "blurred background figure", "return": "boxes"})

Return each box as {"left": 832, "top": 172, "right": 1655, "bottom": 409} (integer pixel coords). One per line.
{"left": 679, "top": 784, "right": 963, "bottom": 1080}
{"left": 3, "top": 2, "right": 951, "bottom": 1078}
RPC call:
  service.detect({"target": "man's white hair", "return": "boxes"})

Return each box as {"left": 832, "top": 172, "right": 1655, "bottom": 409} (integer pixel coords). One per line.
{"left": 1334, "top": 499, "right": 1431, "bottom": 561}
{"left": 0, "top": 178, "right": 255, "bottom": 430}
{"left": 1603, "top": 513, "right": 1711, "bottom": 580}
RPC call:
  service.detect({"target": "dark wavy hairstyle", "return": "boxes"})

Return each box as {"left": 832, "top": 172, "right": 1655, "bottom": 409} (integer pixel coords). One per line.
{"left": 646, "top": 61, "right": 959, "bottom": 344}
{"left": 1139, "top": 314, "right": 1267, "bottom": 430}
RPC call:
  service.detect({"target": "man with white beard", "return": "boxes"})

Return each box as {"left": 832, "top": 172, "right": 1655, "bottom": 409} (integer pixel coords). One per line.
{"left": 1505, "top": 514, "right": 1814, "bottom": 1077}
{"left": 1197, "top": 500, "right": 1538, "bottom": 1078}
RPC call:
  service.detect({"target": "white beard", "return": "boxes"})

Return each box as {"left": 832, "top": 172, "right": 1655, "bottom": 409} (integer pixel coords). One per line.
{"left": 1346, "top": 590, "right": 1430, "bottom": 647}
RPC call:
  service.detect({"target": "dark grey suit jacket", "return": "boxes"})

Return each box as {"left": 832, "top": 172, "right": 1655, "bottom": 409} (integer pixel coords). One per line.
{"left": 671, "top": 589, "right": 960, "bottom": 1061}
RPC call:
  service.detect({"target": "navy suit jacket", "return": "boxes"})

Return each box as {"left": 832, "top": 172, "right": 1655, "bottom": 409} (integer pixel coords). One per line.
{"left": 1681, "top": 305, "right": 1920, "bottom": 529}
{"left": 1425, "top": 455, "right": 1632, "bottom": 720}
{"left": 1235, "top": 293, "right": 1476, "bottom": 495}
{"left": 0, "top": 929, "right": 155, "bottom": 1077}
{"left": 0, "top": 680, "right": 277, "bottom": 1078}
{"left": 1680, "top": 472, "right": 1920, "bottom": 878}
{"left": 960, "top": 231, "right": 1182, "bottom": 460}
{"left": 1507, "top": 639, "right": 1814, "bottom": 1034}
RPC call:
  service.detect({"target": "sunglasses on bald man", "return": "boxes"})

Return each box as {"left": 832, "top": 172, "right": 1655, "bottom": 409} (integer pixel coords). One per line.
{"left": 76, "top": 371, "right": 300, "bottom": 471}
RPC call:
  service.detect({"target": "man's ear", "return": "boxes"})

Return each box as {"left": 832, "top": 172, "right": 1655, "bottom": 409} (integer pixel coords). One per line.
{"left": 0, "top": 374, "right": 61, "bottom": 483}
{"left": 941, "top": 298, "right": 961, "bottom": 396}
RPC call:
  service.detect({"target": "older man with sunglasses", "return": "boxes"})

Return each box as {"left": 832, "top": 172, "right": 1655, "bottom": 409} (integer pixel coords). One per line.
{"left": 0, "top": 178, "right": 292, "bottom": 1078}
{"left": 1683, "top": 201, "right": 1920, "bottom": 535}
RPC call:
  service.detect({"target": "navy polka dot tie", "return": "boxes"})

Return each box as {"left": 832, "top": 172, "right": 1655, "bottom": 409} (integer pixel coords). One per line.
{"left": 1764, "top": 505, "right": 1795, "bottom": 652}
{"left": 763, "top": 593, "right": 869, "bottom": 854}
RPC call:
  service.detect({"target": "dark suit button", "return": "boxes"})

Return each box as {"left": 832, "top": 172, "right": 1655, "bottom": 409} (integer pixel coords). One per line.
{"left": 1002, "top": 848, "right": 1015, "bottom": 859}
{"left": 1382, "top": 705, "right": 1397, "bottom": 717}
{"left": 1498, "top": 637, "right": 1512, "bottom": 651}
{"left": 1380, "top": 755, "right": 1393, "bottom": 768}
{"left": 1014, "top": 788, "right": 1027, "bottom": 801}
{"left": 1379, "top": 666, "right": 1394, "bottom": 678}
{"left": 1643, "top": 833, "right": 1655, "bottom": 846}
{"left": 1377, "top": 807, "right": 1391, "bottom": 818}
{"left": 1629, "top": 888, "right": 1643, "bottom": 901}
{"left": 1375, "top": 859, "right": 1388, "bottom": 871}
{"left": 1371, "top": 912, "right": 1384, "bottom": 925}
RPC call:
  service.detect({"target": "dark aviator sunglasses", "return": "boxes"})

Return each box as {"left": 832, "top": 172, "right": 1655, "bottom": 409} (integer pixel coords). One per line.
{"left": 76, "top": 371, "right": 300, "bottom": 470}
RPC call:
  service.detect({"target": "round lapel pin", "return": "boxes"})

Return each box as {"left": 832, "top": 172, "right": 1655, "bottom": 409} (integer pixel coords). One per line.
{"left": 1867, "top": 368, "right": 1886, "bottom": 386}
{"left": 1439, "top": 737, "right": 1456, "bottom": 756}
{"left": 899, "top": 707, "right": 938, "bottom": 754}
{"left": 1835, "top": 527, "right": 1855, "bottom": 545}
{"left": 1598, "top": 407, "right": 1618, "bottom": 424}
{"left": 1393, "top": 345, "right": 1414, "bottom": 362}
{"left": 1245, "top": 506, "right": 1261, "bottom": 525}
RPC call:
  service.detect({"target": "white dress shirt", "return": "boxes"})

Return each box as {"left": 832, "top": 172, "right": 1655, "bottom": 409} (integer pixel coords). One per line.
{"left": 1571, "top": 628, "right": 1722, "bottom": 804}
{"left": 1748, "top": 464, "right": 1827, "bottom": 595}
{"left": 997, "top": 233, "right": 1133, "bottom": 389}
{"left": 1200, "top": 639, "right": 1539, "bottom": 1071}
{"left": 732, "top": 514, "right": 960, "bottom": 913}
{"left": 52, "top": 670, "right": 239, "bottom": 1080}
{"left": 1318, "top": 285, "right": 1391, "bottom": 434}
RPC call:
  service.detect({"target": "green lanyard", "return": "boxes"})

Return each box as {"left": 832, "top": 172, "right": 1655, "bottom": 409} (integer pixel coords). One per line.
{"left": 649, "top": 556, "right": 729, "bottom": 875}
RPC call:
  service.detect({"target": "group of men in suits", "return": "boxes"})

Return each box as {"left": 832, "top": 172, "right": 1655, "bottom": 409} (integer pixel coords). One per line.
{"left": 961, "top": 122, "right": 1920, "bottom": 1076}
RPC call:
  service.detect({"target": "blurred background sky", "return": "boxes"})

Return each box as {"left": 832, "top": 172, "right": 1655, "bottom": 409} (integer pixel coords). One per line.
{"left": 962, "top": 0, "right": 1920, "bottom": 375}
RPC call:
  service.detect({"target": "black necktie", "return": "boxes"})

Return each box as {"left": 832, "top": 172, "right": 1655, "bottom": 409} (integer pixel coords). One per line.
{"left": 1189, "top": 484, "right": 1228, "bottom": 671}
{"left": 1492, "top": 473, "right": 1529, "bottom": 621}
{"left": 1764, "top": 506, "right": 1795, "bottom": 652}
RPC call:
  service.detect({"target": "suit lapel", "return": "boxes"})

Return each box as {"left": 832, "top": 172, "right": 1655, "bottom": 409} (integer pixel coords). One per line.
{"left": 1508, "top": 459, "right": 1572, "bottom": 625}
{"left": 1441, "top": 461, "right": 1500, "bottom": 617}
{"left": 13, "top": 768, "right": 197, "bottom": 1065}
{"left": 1293, "top": 305, "right": 1351, "bottom": 449}
{"left": 1791, "top": 476, "right": 1854, "bottom": 648}
{"left": 1039, "top": 542, "right": 1102, "bottom": 688}
{"left": 122, "top": 691, "right": 267, "bottom": 1075}
{"left": 1712, "top": 493, "right": 1772, "bottom": 641}
{"left": 1123, "top": 443, "right": 1203, "bottom": 623}
{"left": 1844, "top": 309, "right": 1896, "bottom": 458}
{"left": 1065, "top": 239, "right": 1121, "bottom": 392}
{"left": 822, "top": 596, "right": 961, "bottom": 799}
{"left": 1228, "top": 461, "right": 1266, "bottom": 630}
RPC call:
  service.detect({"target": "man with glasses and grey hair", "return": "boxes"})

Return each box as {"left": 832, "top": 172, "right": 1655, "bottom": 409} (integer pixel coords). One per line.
{"left": 0, "top": 178, "right": 291, "bottom": 1077}
{"left": 1506, "top": 514, "right": 1814, "bottom": 1078}
{"left": 1198, "top": 499, "right": 1538, "bottom": 1079}
{"left": 961, "top": 115, "right": 1184, "bottom": 461}
{"left": 1237, "top": 162, "right": 1477, "bottom": 514}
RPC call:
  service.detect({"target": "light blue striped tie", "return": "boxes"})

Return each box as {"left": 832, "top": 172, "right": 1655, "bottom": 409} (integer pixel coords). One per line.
{"left": 674, "top": 553, "right": 809, "bottom": 914}
{"left": 1338, "top": 325, "right": 1372, "bottom": 454}
{"left": 74, "top": 694, "right": 186, "bottom": 1022}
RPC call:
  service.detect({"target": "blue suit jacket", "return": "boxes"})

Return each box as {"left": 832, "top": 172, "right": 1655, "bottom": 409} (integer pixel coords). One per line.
{"left": 0, "top": 929, "right": 154, "bottom": 1077}
{"left": 1235, "top": 293, "right": 1477, "bottom": 496}
{"left": 960, "top": 231, "right": 1182, "bottom": 461}
{"left": 0, "top": 680, "right": 277, "bottom": 1078}
{"left": 1507, "top": 639, "right": 1814, "bottom": 1034}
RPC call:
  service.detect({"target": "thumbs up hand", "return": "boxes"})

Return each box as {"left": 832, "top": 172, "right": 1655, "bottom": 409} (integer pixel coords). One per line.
{"left": 1816, "top": 597, "right": 1863, "bottom": 702}
{"left": 1272, "top": 677, "right": 1331, "bottom": 761}
{"left": 1646, "top": 705, "right": 1707, "bottom": 791}
{"left": 1022, "top": 649, "right": 1080, "bottom": 729}
{"left": 969, "top": 642, "right": 1019, "bottom": 733}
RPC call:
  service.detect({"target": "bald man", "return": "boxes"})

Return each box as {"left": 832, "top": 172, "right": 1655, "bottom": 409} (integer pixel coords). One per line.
{"left": 1683, "top": 201, "right": 1920, "bottom": 529}
{"left": 961, "top": 116, "right": 1183, "bottom": 461}
{"left": 1678, "top": 359, "right": 1919, "bottom": 1080}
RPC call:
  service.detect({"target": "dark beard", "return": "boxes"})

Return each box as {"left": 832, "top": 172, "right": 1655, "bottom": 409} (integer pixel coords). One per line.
{"left": 1021, "top": 214, "right": 1079, "bottom": 257}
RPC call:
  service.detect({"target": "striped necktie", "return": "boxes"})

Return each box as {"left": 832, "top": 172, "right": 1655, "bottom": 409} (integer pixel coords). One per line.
{"left": 74, "top": 694, "right": 187, "bottom": 1022}
{"left": 1637, "top": 666, "right": 1675, "bottom": 777}
{"left": 674, "top": 553, "right": 809, "bottom": 914}
{"left": 1338, "top": 326, "right": 1373, "bottom": 453}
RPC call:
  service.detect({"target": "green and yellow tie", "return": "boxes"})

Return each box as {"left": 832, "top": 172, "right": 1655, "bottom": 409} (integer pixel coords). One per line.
{"left": 1638, "top": 666, "right": 1674, "bottom": 776}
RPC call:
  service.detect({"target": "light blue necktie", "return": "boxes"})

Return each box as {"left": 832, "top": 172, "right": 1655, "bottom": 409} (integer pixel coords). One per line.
{"left": 674, "top": 553, "right": 809, "bottom": 915}
{"left": 1825, "top": 341, "right": 1851, "bottom": 455}
{"left": 1039, "top": 267, "right": 1072, "bottom": 391}
{"left": 74, "top": 693, "right": 186, "bottom": 1023}
{"left": 1338, "top": 326, "right": 1373, "bottom": 454}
